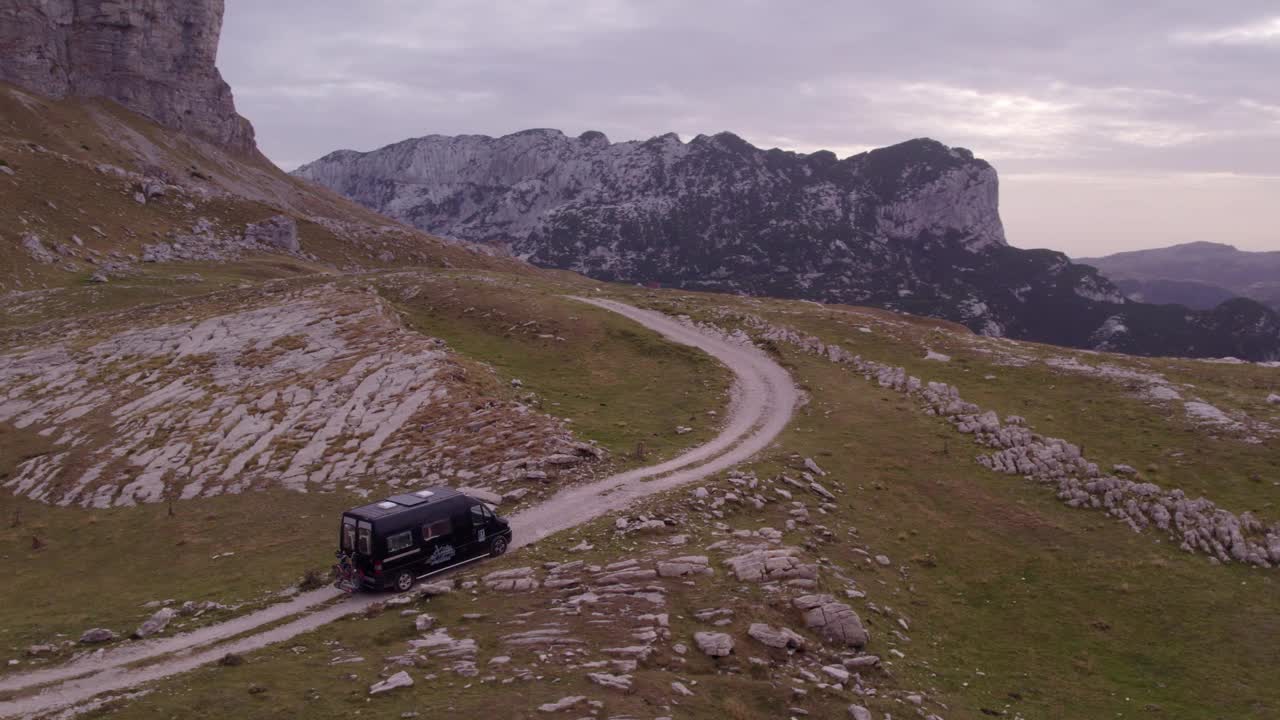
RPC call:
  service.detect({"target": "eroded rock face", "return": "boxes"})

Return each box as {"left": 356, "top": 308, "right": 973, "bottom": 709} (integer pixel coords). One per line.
{"left": 0, "top": 0, "right": 256, "bottom": 153}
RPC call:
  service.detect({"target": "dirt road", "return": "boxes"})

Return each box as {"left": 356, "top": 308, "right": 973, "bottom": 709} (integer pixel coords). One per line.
{"left": 0, "top": 297, "right": 797, "bottom": 718}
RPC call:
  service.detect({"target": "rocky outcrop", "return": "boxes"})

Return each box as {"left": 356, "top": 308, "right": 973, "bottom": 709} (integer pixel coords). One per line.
{"left": 295, "top": 129, "right": 1280, "bottom": 359}
{"left": 0, "top": 0, "right": 256, "bottom": 153}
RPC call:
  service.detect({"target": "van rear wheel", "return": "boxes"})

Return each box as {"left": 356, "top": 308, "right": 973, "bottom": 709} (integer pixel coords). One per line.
{"left": 489, "top": 536, "right": 508, "bottom": 557}
{"left": 393, "top": 570, "right": 415, "bottom": 592}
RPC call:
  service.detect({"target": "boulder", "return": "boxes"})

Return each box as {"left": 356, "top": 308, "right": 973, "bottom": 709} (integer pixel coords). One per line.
{"left": 843, "top": 655, "right": 880, "bottom": 669}
{"left": 823, "top": 665, "right": 850, "bottom": 683}
{"left": 484, "top": 567, "right": 539, "bottom": 592}
{"left": 587, "top": 672, "right": 632, "bottom": 691}
{"left": 21, "top": 234, "right": 56, "bottom": 263}
{"left": 459, "top": 486, "right": 502, "bottom": 506}
{"left": 848, "top": 705, "right": 872, "bottom": 720}
{"left": 693, "top": 631, "right": 734, "bottom": 657}
{"left": 1267, "top": 393, "right": 1280, "bottom": 405}
{"left": 725, "top": 547, "right": 817, "bottom": 583}
{"left": 656, "top": 555, "right": 713, "bottom": 578}
{"left": 538, "top": 696, "right": 587, "bottom": 712}
{"left": 133, "top": 607, "right": 176, "bottom": 639}
{"left": 793, "top": 595, "right": 869, "bottom": 648}
{"left": 369, "top": 670, "right": 413, "bottom": 694}
{"left": 79, "top": 628, "right": 117, "bottom": 644}
{"left": 747, "top": 623, "right": 805, "bottom": 650}
{"left": 417, "top": 580, "right": 453, "bottom": 597}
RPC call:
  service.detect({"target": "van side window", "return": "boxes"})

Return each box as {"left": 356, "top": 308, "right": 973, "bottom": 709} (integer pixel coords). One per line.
{"left": 387, "top": 530, "right": 413, "bottom": 554}
{"left": 423, "top": 518, "right": 451, "bottom": 541}
{"left": 356, "top": 526, "right": 371, "bottom": 555}
{"left": 470, "top": 504, "right": 487, "bottom": 526}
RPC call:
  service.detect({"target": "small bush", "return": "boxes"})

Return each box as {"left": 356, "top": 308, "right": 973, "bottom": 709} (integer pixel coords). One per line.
{"left": 218, "top": 652, "right": 245, "bottom": 667}
{"left": 299, "top": 567, "right": 326, "bottom": 591}
{"left": 363, "top": 602, "right": 386, "bottom": 619}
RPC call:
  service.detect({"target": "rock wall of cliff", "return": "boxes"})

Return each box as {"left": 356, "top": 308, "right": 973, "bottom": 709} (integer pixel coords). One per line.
{"left": 0, "top": 0, "right": 255, "bottom": 153}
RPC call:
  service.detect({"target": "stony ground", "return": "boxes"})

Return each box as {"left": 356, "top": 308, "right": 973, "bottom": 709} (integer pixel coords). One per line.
{"left": 0, "top": 283, "right": 603, "bottom": 509}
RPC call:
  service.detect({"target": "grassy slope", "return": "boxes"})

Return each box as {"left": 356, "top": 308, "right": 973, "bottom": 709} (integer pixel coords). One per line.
{"left": 0, "top": 269, "right": 731, "bottom": 660}
{"left": 89, "top": 285, "right": 1280, "bottom": 720}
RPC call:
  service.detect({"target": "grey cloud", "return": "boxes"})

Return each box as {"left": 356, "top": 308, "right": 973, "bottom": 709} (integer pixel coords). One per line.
{"left": 219, "top": 1, "right": 1278, "bottom": 254}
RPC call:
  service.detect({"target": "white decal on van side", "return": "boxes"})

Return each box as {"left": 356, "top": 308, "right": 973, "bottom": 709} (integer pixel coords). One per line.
{"left": 428, "top": 544, "right": 456, "bottom": 565}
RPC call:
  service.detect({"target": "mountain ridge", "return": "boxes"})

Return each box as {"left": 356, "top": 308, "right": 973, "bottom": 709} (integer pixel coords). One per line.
{"left": 1079, "top": 241, "right": 1280, "bottom": 312}
{"left": 293, "top": 128, "right": 1280, "bottom": 360}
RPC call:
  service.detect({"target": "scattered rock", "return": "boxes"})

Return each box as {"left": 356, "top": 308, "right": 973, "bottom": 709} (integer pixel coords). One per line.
{"left": 21, "top": 234, "right": 56, "bottom": 263}
{"left": 848, "top": 705, "right": 872, "bottom": 720}
{"left": 484, "top": 567, "right": 539, "bottom": 592}
{"left": 587, "top": 672, "right": 632, "bottom": 691}
{"left": 244, "top": 215, "right": 300, "bottom": 253}
{"left": 693, "top": 631, "right": 734, "bottom": 657}
{"left": 133, "top": 608, "right": 175, "bottom": 639}
{"left": 417, "top": 581, "right": 453, "bottom": 597}
{"left": 793, "top": 595, "right": 869, "bottom": 648}
{"left": 747, "top": 623, "right": 806, "bottom": 650}
{"left": 459, "top": 486, "right": 503, "bottom": 506}
{"left": 671, "top": 680, "right": 694, "bottom": 696}
{"left": 78, "top": 628, "right": 117, "bottom": 644}
{"left": 369, "top": 670, "right": 414, "bottom": 694}
{"left": 538, "top": 695, "right": 587, "bottom": 712}
{"left": 656, "top": 555, "right": 713, "bottom": 578}
{"left": 725, "top": 547, "right": 817, "bottom": 583}
{"left": 823, "top": 665, "right": 850, "bottom": 683}
{"left": 1267, "top": 393, "right": 1280, "bottom": 405}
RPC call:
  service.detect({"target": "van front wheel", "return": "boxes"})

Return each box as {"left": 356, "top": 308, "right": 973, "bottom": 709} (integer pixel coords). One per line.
{"left": 489, "top": 536, "right": 508, "bottom": 557}
{"left": 393, "top": 570, "right": 415, "bottom": 593}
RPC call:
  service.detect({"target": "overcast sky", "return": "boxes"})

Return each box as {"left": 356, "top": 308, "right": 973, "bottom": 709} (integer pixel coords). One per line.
{"left": 219, "top": 1, "right": 1279, "bottom": 256}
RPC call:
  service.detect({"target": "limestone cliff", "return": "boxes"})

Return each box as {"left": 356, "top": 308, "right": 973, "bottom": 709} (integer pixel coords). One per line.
{"left": 0, "top": 0, "right": 255, "bottom": 153}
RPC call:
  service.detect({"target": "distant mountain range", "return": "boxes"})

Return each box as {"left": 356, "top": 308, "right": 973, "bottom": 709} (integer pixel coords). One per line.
{"left": 294, "top": 130, "right": 1280, "bottom": 361}
{"left": 1078, "top": 242, "right": 1280, "bottom": 312}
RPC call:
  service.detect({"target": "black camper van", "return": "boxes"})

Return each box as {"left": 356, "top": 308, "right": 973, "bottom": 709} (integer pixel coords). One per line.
{"left": 337, "top": 487, "right": 512, "bottom": 592}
